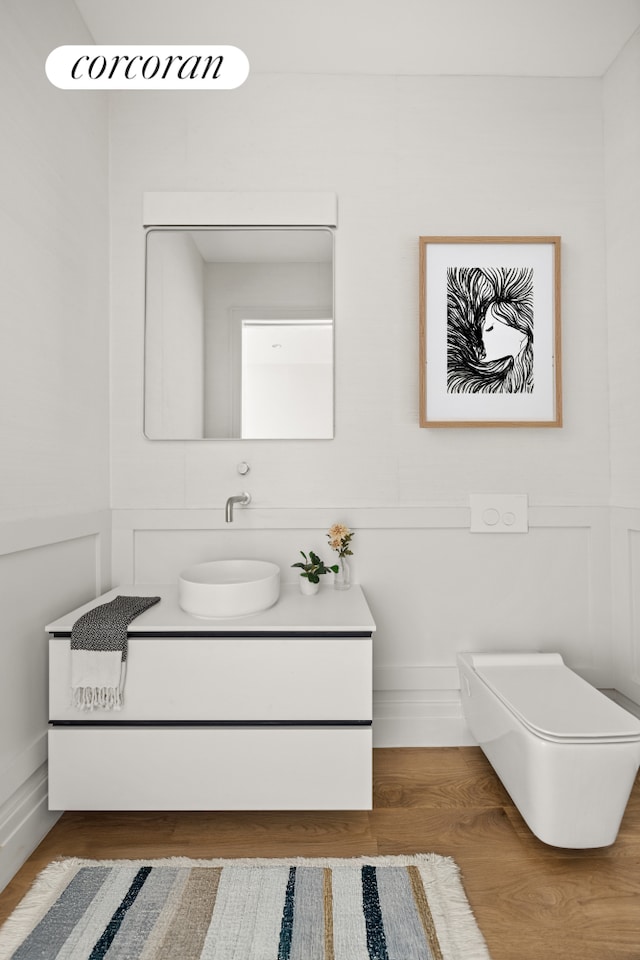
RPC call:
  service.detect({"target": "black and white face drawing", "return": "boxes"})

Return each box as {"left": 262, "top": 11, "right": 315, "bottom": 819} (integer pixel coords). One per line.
{"left": 446, "top": 266, "right": 534, "bottom": 394}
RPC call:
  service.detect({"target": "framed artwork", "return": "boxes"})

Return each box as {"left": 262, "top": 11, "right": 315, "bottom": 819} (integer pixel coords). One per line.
{"left": 419, "top": 236, "right": 562, "bottom": 427}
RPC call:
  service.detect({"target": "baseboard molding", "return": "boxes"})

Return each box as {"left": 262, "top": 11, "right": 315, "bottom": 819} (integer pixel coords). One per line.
{"left": 373, "top": 716, "right": 476, "bottom": 747}
{"left": 603, "top": 688, "right": 640, "bottom": 720}
{"left": 0, "top": 766, "right": 61, "bottom": 895}
{"left": 373, "top": 689, "right": 476, "bottom": 747}
{"left": 373, "top": 687, "right": 640, "bottom": 749}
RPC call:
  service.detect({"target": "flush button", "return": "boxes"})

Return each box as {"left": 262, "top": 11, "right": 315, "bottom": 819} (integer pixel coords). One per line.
{"left": 470, "top": 494, "right": 528, "bottom": 533}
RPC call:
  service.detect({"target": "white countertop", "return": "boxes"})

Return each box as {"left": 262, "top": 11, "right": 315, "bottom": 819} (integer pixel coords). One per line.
{"left": 46, "top": 583, "right": 376, "bottom": 635}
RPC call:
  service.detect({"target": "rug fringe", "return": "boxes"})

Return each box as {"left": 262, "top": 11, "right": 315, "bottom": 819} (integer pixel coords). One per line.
{"left": 419, "top": 856, "right": 492, "bottom": 960}
{"left": 11, "top": 852, "right": 458, "bottom": 869}
{"left": 0, "top": 859, "right": 82, "bottom": 955}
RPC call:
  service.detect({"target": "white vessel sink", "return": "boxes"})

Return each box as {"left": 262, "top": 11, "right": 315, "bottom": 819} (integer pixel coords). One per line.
{"left": 178, "top": 559, "right": 280, "bottom": 619}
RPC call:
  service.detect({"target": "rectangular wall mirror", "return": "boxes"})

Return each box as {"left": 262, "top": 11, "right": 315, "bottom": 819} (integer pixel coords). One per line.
{"left": 144, "top": 226, "right": 334, "bottom": 439}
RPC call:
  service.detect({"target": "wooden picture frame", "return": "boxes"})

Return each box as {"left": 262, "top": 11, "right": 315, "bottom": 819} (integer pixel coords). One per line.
{"left": 419, "top": 236, "right": 562, "bottom": 427}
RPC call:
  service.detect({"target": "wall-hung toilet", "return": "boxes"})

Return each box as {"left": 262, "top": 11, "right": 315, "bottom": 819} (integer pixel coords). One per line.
{"left": 458, "top": 652, "right": 640, "bottom": 848}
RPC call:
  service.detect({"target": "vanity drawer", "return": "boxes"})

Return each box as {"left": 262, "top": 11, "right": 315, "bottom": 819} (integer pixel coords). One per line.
{"left": 49, "top": 636, "right": 371, "bottom": 721}
{"left": 48, "top": 725, "right": 372, "bottom": 811}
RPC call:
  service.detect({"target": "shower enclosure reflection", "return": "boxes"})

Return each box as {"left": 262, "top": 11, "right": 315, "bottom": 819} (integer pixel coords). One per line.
{"left": 144, "top": 227, "right": 334, "bottom": 439}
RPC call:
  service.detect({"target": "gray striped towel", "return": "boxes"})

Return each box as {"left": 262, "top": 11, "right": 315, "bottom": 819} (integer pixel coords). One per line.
{"left": 70, "top": 595, "right": 160, "bottom": 710}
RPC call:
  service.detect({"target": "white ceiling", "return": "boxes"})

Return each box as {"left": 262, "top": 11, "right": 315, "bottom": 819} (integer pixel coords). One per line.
{"left": 73, "top": 0, "right": 640, "bottom": 78}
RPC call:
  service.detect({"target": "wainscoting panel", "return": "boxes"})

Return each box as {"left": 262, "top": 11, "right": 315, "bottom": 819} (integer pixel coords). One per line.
{"left": 0, "top": 511, "right": 111, "bottom": 893}
{"left": 611, "top": 507, "right": 640, "bottom": 704}
{"left": 113, "top": 506, "right": 611, "bottom": 747}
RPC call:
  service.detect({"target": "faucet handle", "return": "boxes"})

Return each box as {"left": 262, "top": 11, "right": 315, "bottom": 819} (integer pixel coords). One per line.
{"left": 225, "top": 491, "right": 251, "bottom": 522}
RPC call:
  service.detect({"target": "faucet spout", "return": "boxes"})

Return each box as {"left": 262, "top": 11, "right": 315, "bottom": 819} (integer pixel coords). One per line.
{"left": 225, "top": 492, "right": 251, "bottom": 523}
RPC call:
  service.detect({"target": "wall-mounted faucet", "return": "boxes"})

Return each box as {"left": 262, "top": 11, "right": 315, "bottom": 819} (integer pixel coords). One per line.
{"left": 225, "top": 492, "right": 251, "bottom": 523}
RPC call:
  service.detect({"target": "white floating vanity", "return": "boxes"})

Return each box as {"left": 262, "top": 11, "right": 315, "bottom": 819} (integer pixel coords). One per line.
{"left": 47, "top": 584, "right": 375, "bottom": 811}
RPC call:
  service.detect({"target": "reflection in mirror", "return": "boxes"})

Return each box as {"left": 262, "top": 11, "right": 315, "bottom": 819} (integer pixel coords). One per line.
{"left": 144, "top": 227, "right": 334, "bottom": 439}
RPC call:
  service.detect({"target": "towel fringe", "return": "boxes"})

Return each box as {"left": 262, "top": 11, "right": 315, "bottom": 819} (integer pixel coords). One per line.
{"left": 72, "top": 686, "right": 122, "bottom": 711}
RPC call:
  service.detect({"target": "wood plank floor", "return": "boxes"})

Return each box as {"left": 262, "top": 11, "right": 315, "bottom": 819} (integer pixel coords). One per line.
{"left": 1, "top": 747, "right": 639, "bottom": 959}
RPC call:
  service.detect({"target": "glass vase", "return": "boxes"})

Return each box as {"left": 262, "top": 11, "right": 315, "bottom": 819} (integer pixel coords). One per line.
{"left": 334, "top": 555, "right": 351, "bottom": 591}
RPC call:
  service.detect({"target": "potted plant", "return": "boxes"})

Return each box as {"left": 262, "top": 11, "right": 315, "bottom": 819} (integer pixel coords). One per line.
{"left": 291, "top": 551, "right": 339, "bottom": 595}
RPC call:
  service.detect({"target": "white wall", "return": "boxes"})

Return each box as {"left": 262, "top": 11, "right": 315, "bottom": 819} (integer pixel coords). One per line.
{"left": 605, "top": 30, "right": 640, "bottom": 703}
{"left": 605, "top": 30, "right": 640, "bottom": 507}
{"left": 0, "top": 0, "right": 110, "bottom": 892}
{"left": 145, "top": 230, "right": 204, "bottom": 438}
{"left": 109, "top": 73, "right": 613, "bottom": 743}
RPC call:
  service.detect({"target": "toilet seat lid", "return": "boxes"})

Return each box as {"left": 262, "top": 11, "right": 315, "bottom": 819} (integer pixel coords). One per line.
{"left": 473, "top": 655, "right": 640, "bottom": 742}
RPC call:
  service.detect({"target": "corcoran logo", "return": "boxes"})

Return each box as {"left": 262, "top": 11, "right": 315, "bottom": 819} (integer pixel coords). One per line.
{"left": 45, "top": 45, "right": 249, "bottom": 90}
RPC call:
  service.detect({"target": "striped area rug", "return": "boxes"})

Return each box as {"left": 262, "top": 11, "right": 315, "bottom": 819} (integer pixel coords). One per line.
{"left": 0, "top": 855, "right": 491, "bottom": 960}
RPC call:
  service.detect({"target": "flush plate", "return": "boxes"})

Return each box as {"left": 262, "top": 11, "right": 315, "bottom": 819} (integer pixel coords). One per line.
{"left": 469, "top": 494, "right": 528, "bottom": 533}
